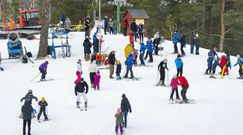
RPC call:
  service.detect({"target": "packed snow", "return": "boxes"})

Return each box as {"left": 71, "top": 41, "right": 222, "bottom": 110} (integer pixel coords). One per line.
{"left": 0, "top": 31, "right": 243, "bottom": 135}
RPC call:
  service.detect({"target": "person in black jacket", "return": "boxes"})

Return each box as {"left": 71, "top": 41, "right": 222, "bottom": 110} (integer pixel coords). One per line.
{"left": 120, "top": 94, "right": 132, "bottom": 128}
{"left": 75, "top": 78, "right": 89, "bottom": 108}
{"left": 130, "top": 20, "right": 138, "bottom": 42}
{"left": 83, "top": 38, "right": 92, "bottom": 60}
{"left": 108, "top": 51, "right": 116, "bottom": 78}
{"left": 37, "top": 97, "right": 48, "bottom": 121}
{"left": 92, "top": 39, "right": 99, "bottom": 54}
{"left": 21, "top": 90, "right": 38, "bottom": 105}
{"left": 21, "top": 102, "right": 33, "bottom": 135}
{"left": 157, "top": 58, "right": 169, "bottom": 86}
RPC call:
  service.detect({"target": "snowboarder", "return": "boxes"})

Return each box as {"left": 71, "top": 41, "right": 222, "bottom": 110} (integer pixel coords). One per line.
{"left": 130, "top": 20, "right": 138, "bottom": 42}
{"left": 175, "top": 54, "right": 183, "bottom": 77}
{"left": 115, "top": 108, "right": 123, "bottom": 135}
{"left": 83, "top": 38, "right": 92, "bottom": 61}
{"left": 233, "top": 54, "right": 243, "bottom": 79}
{"left": 88, "top": 60, "right": 97, "bottom": 88}
{"left": 170, "top": 75, "right": 180, "bottom": 100}
{"left": 124, "top": 54, "right": 134, "bottom": 79}
{"left": 21, "top": 90, "right": 38, "bottom": 105}
{"left": 74, "top": 59, "right": 82, "bottom": 84}
{"left": 39, "top": 61, "right": 49, "bottom": 81}
{"left": 177, "top": 76, "right": 189, "bottom": 102}
{"left": 94, "top": 71, "right": 101, "bottom": 90}
{"left": 144, "top": 38, "right": 154, "bottom": 63}
{"left": 21, "top": 102, "right": 34, "bottom": 135}
{"left": 138, "top": 23, "right": 144, "bottom": 42}
{"left": 157, "top": 58, "right": 169, "bottom": 86}
{"left": 116, "top": 60, "right": 122, "bottom": 80}
{"left": 108, "top": 51, "right": 116, "bottom": 78}
{"left": 120, "top": 94, "right": 132, "bottom": 128}
{"left": 75, "top": 78, "right": 89, "bottom": 108}
{"left": 37, "top": 97, "right": 48, "bottom": 121}
{"left": 180, "top": 34, "right": 186, "bottom": 56}
{"left": 139, "top": 42, "right": 146, "bottom": 65}
{"left": 205, "top": 47, "right": 218, "bottom": 74}
{"left": 172, "top": 31, "right": 180, "bottom": 54}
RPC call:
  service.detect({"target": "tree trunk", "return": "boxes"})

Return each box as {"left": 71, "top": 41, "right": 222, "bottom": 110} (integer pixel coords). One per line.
{"left": 1, "top": 0, "right": 7, "bottom": 20}
{"left": 219, "top": 0, "right": 225, "bottom": 52}
{"left": 37, "top": 0, "right": 50, "bottom": 59}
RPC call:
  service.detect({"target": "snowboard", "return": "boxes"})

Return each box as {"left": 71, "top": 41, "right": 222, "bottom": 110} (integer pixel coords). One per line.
{"left": 169, "top": 99, "right": 195, "bottom": 104}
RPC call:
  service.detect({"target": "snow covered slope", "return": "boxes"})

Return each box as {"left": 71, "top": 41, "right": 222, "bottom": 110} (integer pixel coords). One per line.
{"left": 0, "top": 32, "right": 243, "bottom": 135}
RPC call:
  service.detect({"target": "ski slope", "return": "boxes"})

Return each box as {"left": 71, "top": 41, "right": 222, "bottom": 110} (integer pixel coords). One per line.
{"left": 0, "top": 32, "right": 243, "bottom": 135}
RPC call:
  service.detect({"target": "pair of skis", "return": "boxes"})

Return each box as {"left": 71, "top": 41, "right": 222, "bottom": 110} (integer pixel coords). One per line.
{"left": 169, "top": 99, "right": 195, "bottom": 104}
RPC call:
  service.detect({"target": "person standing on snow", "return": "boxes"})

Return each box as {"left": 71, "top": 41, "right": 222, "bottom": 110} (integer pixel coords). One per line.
{"left": 170, "top": 75, "right": 180, "bottom": 100}
{"left": 194, "top": 33, "right": 200, "bottom": 55}
{"left": 39, "top": 61, "right": 49, "bottom": 81}
{"left": 115, "top": 108, "right": 123, "bottom": 135}
{"left": 205, "top": 47, "right": 218, "bottom": 74}
{"left": 21, "top": 102, "right": 34, "bottom": 135}
{"left": 139, "top": 42, "right": 146, "bottom": 65}
{"left": 233, "top": 54, "right": 243, "bottom": 79}
{"left": 175, "top": 54, "right": 183, "bottom": 77}
{"left": 83, "top": 38, "right": 92, "bottom": 61}
{"left": 153, "top": 32, "right": 161, "bottom": 55}
{"left": 138, "top": 23, "right": 144, "bottom": 42}
{"left": 109, "top": 18, "right": 114, "bottom": 35}
{"left": 21, "top": 90, "right": 38, "bottom": 105}
{"left": 74, "top": 59, "right": 82, "bottom": 84}
{"left": 172, "top": 31, "right": 180, "bottom": 54}
{"left": 124, "top": 54, "right": 134, "bottom": 79}
{"left": 104, "top": 16, "right": 109, "bottom": 35}
{"left": 144, "top": 38, "right": 154, "bottom": 63}
{"left": 120, "top": 94, "right": 132, "bottom": 128}
{"left": 84, "top": 16, "right": 90, "bottom": 39}
{"left": 177, "top": 76, "right": 189, "bottom": 102}
{"left": 92, "top": 32, "right": 99, "bottom": 54}
{"left": 157, "top": 58, "right": 169, "bottom": 86}
{"left": 37, "top": 97, "right": 49, "bottom": 121}
{"left": 64, "top": 16, "right": 71, "bottom": 32}
{"left": 108, "top": 51, "right": 116, "bottom": 78}
{"left": 93, "top": 71, "right": 101, "bottom": 90}
{"left": 116, "top": 60, "right": 122, "bottom": 80}
{"left": 180, "top": 34, "right": 186, "bottom": 56}
{"left": 75, "top": 78, "right": 89, "bottom": 108}
{"left": 190, "top": 32, "right": 195, "bottom": 54}
{"left": 89, "top": 60, "right": 97, "bottom": 88}
{"left": 130, "top": 20, "right": 138, "bottom": 42}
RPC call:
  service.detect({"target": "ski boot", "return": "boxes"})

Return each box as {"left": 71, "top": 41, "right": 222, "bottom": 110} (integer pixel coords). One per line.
{"left": 76, "top": 102, "right": 80, "bottom": 108}
{"left": 156, "top": 81, "right": 161, "bottom": 86}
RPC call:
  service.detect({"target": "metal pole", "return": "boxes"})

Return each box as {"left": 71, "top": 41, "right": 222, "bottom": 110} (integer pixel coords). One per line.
{"left": 99, "top": 0, "right": 101, "bottom": 20}
{"left": 117, "top": 3, "right": 121, "bottom": 34}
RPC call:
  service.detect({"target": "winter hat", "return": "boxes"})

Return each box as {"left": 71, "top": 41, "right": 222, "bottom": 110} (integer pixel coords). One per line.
{"left": 28, "top": 89, "right": 32, "bottom": 94}
{"left": 236, "top": 54, "right": 240, "bottom": 59}
{"left": 116, "top": 60, "right": 121, "bottom": 64}
{"left": 80, "top": 78, "right": 84, "bottom": 82}
{"left": 122, "top": 94, "right": 126, "bottom": 99}
{"left": 41, "top": 97, "right": 46, "bottom": 102}
{"left": 163, "top": 58, "right": 167, "bottom": 63}
{"left": 45, "top": 61, "right": 49, "bottom": 64}
{"left": 96, "top": 71, "right": 100, "bottom": 74}
{"left": 117, "top": 108, "right": 122, "bottom": 113}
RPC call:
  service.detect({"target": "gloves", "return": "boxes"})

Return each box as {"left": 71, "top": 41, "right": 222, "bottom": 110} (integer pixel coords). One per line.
{"left": 85, "top": 92, "right": 88, "bottom": 94}
{"left": 130, "top": 110, "right": 132, "bottom": 113}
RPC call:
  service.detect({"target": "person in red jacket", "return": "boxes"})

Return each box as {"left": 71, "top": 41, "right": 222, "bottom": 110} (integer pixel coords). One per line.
{"left": 219, "top": 54, "right": 228, "bottom": 76}
{"left": 177, "top": 76, "right": 189, "bottom": 102}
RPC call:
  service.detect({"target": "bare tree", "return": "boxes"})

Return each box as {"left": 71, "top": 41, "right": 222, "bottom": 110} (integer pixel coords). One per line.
{"left": 219, "top": 0, "right": 225, "bottom": 52}
{"left": 37, "top": 0, "right": 50, "bottom": 59}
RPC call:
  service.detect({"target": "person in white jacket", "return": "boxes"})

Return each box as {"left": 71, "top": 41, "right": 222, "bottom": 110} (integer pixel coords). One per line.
{"left": 88, "top": 60, "right": 97, "bottom": 88}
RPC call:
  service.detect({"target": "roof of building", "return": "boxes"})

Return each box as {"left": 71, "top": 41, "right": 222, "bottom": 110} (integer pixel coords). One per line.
{"left": 124, "top": 9, "right": 149, "bottom": 19}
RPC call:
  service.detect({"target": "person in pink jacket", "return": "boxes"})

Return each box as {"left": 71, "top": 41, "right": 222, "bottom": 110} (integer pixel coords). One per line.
{"left": 170, "top": 75, "right": 180, "bottom": 100}
{"left": 94, "top": 71, "right": 101, "bottom": 90}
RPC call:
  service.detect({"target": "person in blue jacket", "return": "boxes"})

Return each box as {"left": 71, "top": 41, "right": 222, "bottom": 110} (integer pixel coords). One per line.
{"left": 180, "top": 34, "right": 186, "bottom": 56}
{"left": 172, "top": 31, "right": 180, "bottom": 54}
{"left": 205, "top": 47, "right": 218, "bottom": 74}
{"left": 175, "top": 54, "right": 183, "bottom": 77}
{"left": 234, "top": 54, "right": 243, "bottom": 79}
{"left": 124, "top": 54, "right": 134, "bottom": 79}
{"left": 144, "top": 38, "right": 154, "bottom": 63}
{"left": 139, "top": 42, "right": 146, "bottom": 65}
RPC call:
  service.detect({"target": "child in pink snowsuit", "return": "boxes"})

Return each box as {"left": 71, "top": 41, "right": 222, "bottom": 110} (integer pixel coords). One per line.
{"left": 170, "top": 75, "right": 180, "bottom": 100}
{"left": 94, "top": 71, "right": 101, "bottom": 90}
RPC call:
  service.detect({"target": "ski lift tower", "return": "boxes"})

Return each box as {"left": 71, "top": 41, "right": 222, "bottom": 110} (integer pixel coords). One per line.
{"left": 108, "top": 0, "right": 133, "bottom": 34}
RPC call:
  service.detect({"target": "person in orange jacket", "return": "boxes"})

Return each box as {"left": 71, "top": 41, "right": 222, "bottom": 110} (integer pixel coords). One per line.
{"left": 129, "top": 32, "right": 134, "bottom": 47}
{"left": 177, "top": 76, "right": 189, "bottom": 102}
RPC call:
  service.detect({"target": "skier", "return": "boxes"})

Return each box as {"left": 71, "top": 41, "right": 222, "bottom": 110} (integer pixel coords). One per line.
{"left": 175, "top": 54, "right": 183, "bottom": 77}
{"left": 64, "top": 16, "right": 71, "bottom": 32}
{"left": 153, "top": 32, "right": 161, "bottom": 55}
{"left": 94, "top": 71, "right": 101, "bottom": 90}
{"left": 233, "top": 54, "right": 243, "bottom": 79}
{"left": 130, "top": 20, "right": 138, "bottom": 41}
{"left": 139, "top": 42, "right": 146, "bottom": 65}
{"left": 138, "top": 23, "right": 144, "bottom": 42}
{"left": 157, "top": 58, "right": 169, "bottom": 86}
{"left": 108, "top": 51, "right": 116, "bottom": 78}
{"left": 104, "top": 16, "right": 109, "bottom": 35}
{"left": 210, "top": 56, "right": 220, "bottom": 78}
{"left": 180, "top": 34, "right": 186, "bottom": 56}
{"left": 109, "top": 18, "right": 114, "bottom": 35}
{"left": 219, "top": 54, "right": 228, "bottom": 76}
{"left": 190, "top": 32, "right": 195, "bottom": 54}
{"left": 21, "top": 90, "right": 38, "bottom": 105}
{"left": 170, "top": 75, "right": 180, "bottom": 100}
{"left": 74, "top": 59, "right": 82, "bottom": 84}
{"left": 92, "top": 32, "right": 99, "bottom": 54}
{"left": 83, "top": 38, "right": 92, "bottom": 61}
{"left": 116, "top": 60, "right": 122, "bottom": 80}
{"left": 144, "top": 38, "right": 154, "bottom": 63}
{"left": 205, "top": 47, "right": 218, "bottom": 74}
{"left": 39, "top": 61, "right": 49, "bottom": 81}
{"left": 124, "top": 54, "right": 134, "bottom": 79}
{"left": 124, "top": 44, "right": 133, "bottom": 59}
{"left": 177, "top": 76, "right": 189, "bottom": 102}
{"left": 75, "top": 78, "right": 89, "bottom": 108}
{"left": 115, "top": 108, "right": 123, "bottom": 135}
{"left": 88, "top": 60, "right": 97, "bottom": 88}
{"left": 129, "top": 32, "right": 134, "bottom": 47}
{"left": 195, "top": 33, "right": 200, "bottom": 55}
{"left": 37, "top": 97, "right": 48, "bottom": 121}
{"left": 172, "top": 31, "right": 180, "bottom": 54}
{"left": 120, "top": 94, "right": 132, "bottom": 128}
{"left": 0, "top": 52, "right": 3, "bottom": 71}
{"left": 21, "top": 102, "right": 33, "bottom": 135}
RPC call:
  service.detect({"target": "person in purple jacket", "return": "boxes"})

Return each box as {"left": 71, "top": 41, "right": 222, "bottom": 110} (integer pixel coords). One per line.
{"left": 93, "top": 71, "right": 101, "bottom": 90}
{"left": 169, "top": 75, "right": 180, "bottom": 100}
{"left": 39, "top": 61, "right": 49, "bottom": 81}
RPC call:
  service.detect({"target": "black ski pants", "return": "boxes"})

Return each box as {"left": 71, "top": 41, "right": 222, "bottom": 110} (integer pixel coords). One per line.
{"left": 170, "top": 88, "right": 180, "bottom": 99}
{"left": 159, "top": 70, "right": 165, "bottom": 83}
{"left": 89, "top": 72, "right": 96, "bottom": 86}
{"left": 177, "top": 68, "right": 183, "bottom": 77}
{"left": 23, "top": 120, "right": 31, "bottom": 135}
{"left": 37, "top": 108, "right": 48, "bottom": 120}
{"left": 181, "top": 86, "right": 189, "bottom": 101}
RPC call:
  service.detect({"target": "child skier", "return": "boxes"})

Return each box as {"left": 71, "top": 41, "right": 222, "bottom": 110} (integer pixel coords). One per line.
{"left": 175, "top": 54, "right": 183, "bottom": 77}
{"left": 115, "top": 108, "right": 123, "bottom": 135}
{"left": 124, "top": 54, "right": 134, "bottom": 79}
{"left": 37, "top": 97, "right": 49, "bottom": 122}
{"left": 74, "top": 59, "right": 82, "bottom": 84}
{"left": 205, "top": 47, "right": 218, "bottom": 74}
{"left": 139, "top": 42, "right": 146, "bottom": 65}
{"left": 170, "top": 75, "right": 180, "bottom": 100}
{"left": 39, "top": 61, "right": 49, "bottom": 81}
{"left": 116, "top": 60, "right": 122, "bottom": 80}
{"left": 75, "top": 78, "right": 89, "bottom": 108}
{"left": 94, "top": 71, "right": 101, "bottom": 90}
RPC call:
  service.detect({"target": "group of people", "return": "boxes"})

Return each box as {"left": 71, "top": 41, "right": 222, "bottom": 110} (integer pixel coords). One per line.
{"left": 59, "top": 15, "right": 71, "bottom": 32}
{"left": 123, "top": 19, "right": 145, "bottom": 43}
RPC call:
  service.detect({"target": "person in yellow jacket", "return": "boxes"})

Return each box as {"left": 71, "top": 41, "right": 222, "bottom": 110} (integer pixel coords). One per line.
{"left": 124, "top": 44, "right": 133, "bottom": 59}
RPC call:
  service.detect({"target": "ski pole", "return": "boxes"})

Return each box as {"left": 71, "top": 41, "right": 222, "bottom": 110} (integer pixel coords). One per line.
{"left": 167, "top": 69, "right": 170, "bottom": 86}
{"left": 31, "top": 73, "right": 41, "bottom": 82}
{"left": 155, "top": 70, "right": 159, "bottom": 85}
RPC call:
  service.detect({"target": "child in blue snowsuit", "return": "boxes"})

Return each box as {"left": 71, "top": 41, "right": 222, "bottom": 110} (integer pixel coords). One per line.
{"left": 139, "top": 42, "right": 146, "bottom": 65}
